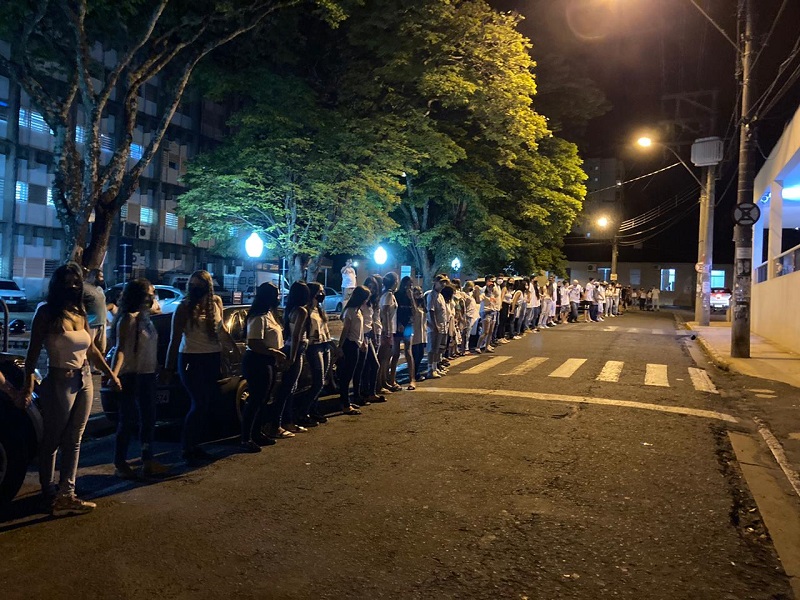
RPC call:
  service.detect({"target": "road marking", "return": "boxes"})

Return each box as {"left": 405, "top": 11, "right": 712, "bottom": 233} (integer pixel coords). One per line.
{"left": 462, "top": 356, "right": 511, "bottom": 374}
{"left": 596, "top": 360, "right": 624, "bottom": 382}
{"left": 415, "top": 387, "right": 738, "bottom": 423}
{"left": 652, "top": 328, "right": 664, "bottom": 335}
{"left": 754, "top": 417, "right": 800, "bottom": 499}
{"left": 602, "top": 326, "right": 619, "bottom": 332}
{"left": 645, "top": 364, "right": 669, "bottom": 387}
{"left": 748, "top": 388, "right": 775, "bottom": 394}
{"left": 688, "top": 367, "right": 719, "bottom": 394}
{"left": 628, "top": 327, "right": 641, "bottom": 333}
{"left": 549, "top": 358, "right": 587, "bottom": 378}
{"left": 502, "top": 356, "right": 549, "bottom": 376}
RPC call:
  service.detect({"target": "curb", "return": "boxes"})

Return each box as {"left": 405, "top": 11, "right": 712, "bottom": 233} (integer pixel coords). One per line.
{"left": 674, "top": 313, "right": 732, "bottom": 373}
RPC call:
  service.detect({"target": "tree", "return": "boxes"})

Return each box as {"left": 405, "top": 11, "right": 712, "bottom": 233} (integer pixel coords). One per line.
{"left": 178, "top": 71, "right": 402, "bottom": 282}
{"left": 0, "top": 0, "right": 345, "bottom": 268}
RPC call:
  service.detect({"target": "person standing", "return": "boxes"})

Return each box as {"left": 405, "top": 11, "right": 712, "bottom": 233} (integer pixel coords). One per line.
{"left": 651, "top": 286, "right": 661, "bottom": 311}
{"left": 477, "top": 276, "right": 499, "bottom": 351}
{"left": 166, "top": 270, "right": 239, "bottom": 465}
{"left": 426, "top": 275, "right": 449, "bottom": 377}
{"left": 567, "top": 280, "right": 582, "bottom": 323}
{"left": 83, "top": 268, "right": 108, "bottom": 361}
{"left": 296, "top": 282, "right": 334, "bottom": 426}
{"left": 411, "top": 286, "right": 428, "bottom": 379}
{"left": 22, "top": 263, "right": 121, "bottom": 515}
{"left": 378, "top": 272, "right": 401, "bottom": 393}
{"left": 338, "top": 286, "right": 370, "bottom": 415}
{"left": 240, "top": 282, "right": 286, "bottom": 452}
{"left": 340, "top": 258, "right": 357, "bottom": 309}
{"left": 396, "top": 276, "right": 417, "bottom": 389}
{"left": 585, "top": 278, "right": 597, "bottom": 322}
{"left": 110, "top": 279, "right": 170, "bottom": 478}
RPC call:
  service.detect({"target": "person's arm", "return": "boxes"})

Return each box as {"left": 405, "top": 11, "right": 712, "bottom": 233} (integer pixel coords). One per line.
{"left": 289, "top": 307, "right": 307, "bottom": 363}
{"left": 111, "top": 314, "right": 135, "bottom": 377}
{"left": 338, "top": 310, "right": 352, "bottom": 349}
{"left": 20, "top": 305, "right": 49, "bottom": 407}
{"left": 86, "top": 318, "right": 121, "bottom": 389}
{"left": 215, "top": 296, "right": 241, "bottom": 362}
{"left": 165, "top": 302, "right": 188, "bottom": 372}
{"left": 380, "top": 296, "right": 392, "bottom": 341}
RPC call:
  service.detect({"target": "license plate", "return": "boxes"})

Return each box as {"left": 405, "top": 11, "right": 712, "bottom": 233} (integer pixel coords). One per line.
{"left": 156, "top": 389, "right": 170, "bottom": 404}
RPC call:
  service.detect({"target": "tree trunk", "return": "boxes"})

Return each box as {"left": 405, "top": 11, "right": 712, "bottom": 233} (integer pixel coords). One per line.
{"left": 82, "top": 202, "right": 115, "bottom": 269}
{"left": 306, "top": 254, "right": 323, "bottom": 284}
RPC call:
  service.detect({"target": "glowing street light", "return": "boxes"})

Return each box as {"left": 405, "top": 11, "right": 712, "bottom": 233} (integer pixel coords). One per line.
{"left": 373, "top": 245, "right": 388, "bottom": 266}
{"left": 245, "top": 232, "right": 264, "bottom": 258}
{"left": 451, "top": 257, "right": 462, "bottom": 271}
{"left": 596, "top": 216, "right": 610, "bottom": 228}
{"left": 637, "top": 136, "right": 653, "bottom": 148}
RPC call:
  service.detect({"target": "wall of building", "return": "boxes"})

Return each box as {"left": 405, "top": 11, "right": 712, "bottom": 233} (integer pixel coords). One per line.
{"left": 567, "top": 261, "right": 734, "bottom": 307}
{"left": 752, "top": 270, "right": 800, "bottom": 354}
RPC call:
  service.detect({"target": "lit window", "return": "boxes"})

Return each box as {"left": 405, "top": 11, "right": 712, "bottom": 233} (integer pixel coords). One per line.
{"left": 100, "top": 134, "right": 113, "bottom": 152}
{"left": 15, "top": 181, "right": 28, "bottom": 202}
{"left": 75, "top": 126, "right": 86, "bottom": 144}
{"left": 140, "top": 207, "right": 154, "bottom": 224}
{"left": 120, "top": 204, "right": 128, "bottom": 220}
{"left": 660, "top": 269, "right": 676, "bottom": 292}
{"left": 30, "top": 111, "right": 49, "bottom": 134}
{"left": 18, "top": 108, "right": 29, "bottom": 128}
{"left": 47, "top": 187, "right": 54, "bottom": 206}
{"left": 131, "top": 144, "right": 143, "bottom": 160}
{"left": 710, "top": 270, "right": 725, "bottom": 288}
{"left": 166, "top": 212, "right": 178, "bottom": 229}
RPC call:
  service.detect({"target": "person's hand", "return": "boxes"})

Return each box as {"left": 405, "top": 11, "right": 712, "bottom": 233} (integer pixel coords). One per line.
{"left": 15, "top": 389, "right": 33, "bottom": 410}
{"left": 109, "top": 374, "right": 122, "bottom": 391}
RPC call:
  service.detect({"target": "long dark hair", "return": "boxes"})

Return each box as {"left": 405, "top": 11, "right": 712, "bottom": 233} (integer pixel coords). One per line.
{"left": 397, "top": 276, "right": 414, "bottom": 307}
{"left": 364, "top": 275, "right": 381, "bottom": 309}
{"left": 283, "top": 281, "right": 310, "bottom": 334}
{"left": 44, "top": 262, "right": 85, "bottom": 333}
{"left": 245, "top": 281, "right": 281, "bottom": 338}
{"left": 306, "top": 282, "right": 327, "bottom": 323}
{"left": 110, "top": 278, "right": 151, "bottom": 348}
{"left": 185, "top": 270, "right": 218, "bottom": 341}
{"left": 345, "top": 285, "right": 370, "bottom": 310}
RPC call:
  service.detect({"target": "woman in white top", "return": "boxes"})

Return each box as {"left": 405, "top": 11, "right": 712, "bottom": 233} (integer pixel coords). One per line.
{"left": 22, "top": 263, "right": 121, "bottom": 516}
{"left": 110, "top": 278, "right": 169, "bottom": 479}
{"left": 338, "top": 286, "right": 370, "bottom": 415}
{"left": 410, "top": 286, "right": 428, "bottom": 380}
{"left": 378, "top": 272, "right": 401, "bottom": 393}
{"left": 296, "top": 282, "right": 334, "bottom": 426}
{"left": 240, "top": 282, "right": 287, "bottom": 452}
{"left": 356, "top": 276, "right": 383, "bottom": 405}
{"left": 166, "top": 270, "right": 239, "bottom": 465}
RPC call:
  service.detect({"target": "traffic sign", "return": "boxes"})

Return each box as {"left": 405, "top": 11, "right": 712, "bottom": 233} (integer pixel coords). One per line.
{"left": 732, "top": 202, "right": 760, "bottom": 226}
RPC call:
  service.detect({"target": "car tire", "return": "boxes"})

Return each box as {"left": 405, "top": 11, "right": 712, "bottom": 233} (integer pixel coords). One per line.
{"left": 335, "top": 302, "right": 342, "bottom": 313}
{"left": 234, "top": 379, "right": 249, "bottom": 424}
{"left": 0, "top": 407, "right": 30, "bottom": 504}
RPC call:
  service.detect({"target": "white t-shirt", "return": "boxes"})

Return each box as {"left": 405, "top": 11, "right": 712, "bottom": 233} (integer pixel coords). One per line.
{"left": 380, "top": 291, "right": 398, "bottom": 335}
{"left": 180, "top": 302, "right": 222, "bottom": 354}
{"left": 343, "top": 307, "right": 364, "bottom": 343}
{"left": 341, "top": 267, "right": 356, "bottom": 289}
{"left": 568, "top": 285, "right": 582, "bottom": 303}
{"left": 247, "top": 310, "right": 284, "bottom": 351}
{"left": 118, "top": 313, "right": 158, "bottom": 375}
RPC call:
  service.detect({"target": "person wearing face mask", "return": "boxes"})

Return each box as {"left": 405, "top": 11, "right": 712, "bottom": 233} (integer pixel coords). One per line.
{"left": 166, "top": 270, "right": 240, "bottom": 465}
{"left": 83, "top": 268, "right": 108, "bottom": 361}
{"left": 477, "top": 276, "right": 499, "bottom": 352}
{"left": 110, "top": 279, "right": 169, "bottom": 479}
{"left": 294, "top": 282, "right": 334, "bottom": 426}
{"left": 22, "top": 262, "right": 121, "bottom": 515}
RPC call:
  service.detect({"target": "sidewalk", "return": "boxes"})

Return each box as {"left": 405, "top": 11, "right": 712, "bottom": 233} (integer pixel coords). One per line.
{"left": 681, "top": 319, "right": 800, "bottom": 389}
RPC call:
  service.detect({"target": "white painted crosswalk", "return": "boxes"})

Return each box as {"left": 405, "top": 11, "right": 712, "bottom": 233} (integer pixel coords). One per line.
{"left": 453, "top": 355, "right": 719, "bottom": 394}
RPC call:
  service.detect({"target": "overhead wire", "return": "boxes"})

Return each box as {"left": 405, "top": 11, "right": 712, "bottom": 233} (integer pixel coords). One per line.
{"left": 585, "top": 162, "right": 681, "bottom": 197}
{"left": 750, "top": 0, "right": 789, "bottom": 72}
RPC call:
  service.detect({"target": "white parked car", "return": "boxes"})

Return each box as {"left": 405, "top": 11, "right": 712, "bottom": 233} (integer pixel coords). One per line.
{"left": 106, "top": 284, "right": 185, "bottom": 314}
{"left": 322, "top": 287, "right": 344, "bottom": 313}
{"left": 0, "top": 280, "right": 28, "bottom": 311}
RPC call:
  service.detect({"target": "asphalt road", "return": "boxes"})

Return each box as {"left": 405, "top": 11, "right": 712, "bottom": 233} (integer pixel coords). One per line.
{"left": 0, "top": 310, "right": 793, "bottom": 599}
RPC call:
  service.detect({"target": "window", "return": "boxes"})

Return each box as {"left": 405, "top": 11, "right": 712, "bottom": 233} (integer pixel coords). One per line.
{"left": 710, "top": 270, "right": 726, "bottom": 288}
{"left": 46, "top": 187, "right": 54, "bottom": 206}
{"left": 0, "top": 101, "right": 8, "bottom": 122}
{"left": 75, "top": 126, "right": 86, "bottom": 144}
{"left": 120, "top": 204, "right": 128, "bottom": 220}
{"left": 165, "top": 212, "right": 178, "bottom": 229}
{"left": 100, "top": 134, "right": 113, "bottom": 152}
{"left": 18, "top": 109, "right": 51, "bottom": 134}
{"left": 629, "top": 268, "right": 641, "bottom": 285}
{"left": 660, "top": 268, "right": 676, "bottom": 292}
{"left": 140, "top": 206, "right": 154, "bottom": 224}
{"left": 15, "top": 181, "right": 28, "bottom": 202}
{"left": 131, "top": 143, "right": 143, "bottom": 160}
{"left": 597, "top": 267, "right": 610, "bottom": 282}
{"left": 28, "top": 184, "right": 47, "bottom": 205}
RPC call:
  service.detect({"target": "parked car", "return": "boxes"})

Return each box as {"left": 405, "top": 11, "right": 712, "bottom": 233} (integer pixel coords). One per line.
{"left": 0, "top": 280, "right": 28, "bottom": 312}
{"left": 322, "top": 287, "right": 344, "bottom": 313}
{"left": 710, "top": 287, "right": 732, "bottom": 312}
{"left": 106, "top": 284, "right": 185, "bottom": 315}
{"left": 101, "top": 305, "right": 250, "bottom": 431}
{"left": 0, "top": 344, "right": 42, "bottom": 505}
{"left": 161, "top": 273, "right": 233, "bottom": 305}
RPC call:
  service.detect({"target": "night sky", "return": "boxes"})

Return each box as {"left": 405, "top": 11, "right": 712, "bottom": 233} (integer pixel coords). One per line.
{"left": 491, "top": 0, "right": 800, "bottom": 265}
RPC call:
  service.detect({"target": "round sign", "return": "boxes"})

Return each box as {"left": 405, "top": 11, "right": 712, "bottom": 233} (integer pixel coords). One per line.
{"left": 732, "top": 202, "right": 761, "bottom": 226}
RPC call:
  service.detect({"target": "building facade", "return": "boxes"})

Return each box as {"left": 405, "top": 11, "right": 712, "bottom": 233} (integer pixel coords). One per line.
{"left": 0, "top": 43, "right": 231, "bottom": 303}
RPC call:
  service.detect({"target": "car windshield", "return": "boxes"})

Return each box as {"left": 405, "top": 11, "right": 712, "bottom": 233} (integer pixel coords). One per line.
{"left": 0, "top": 281, "right": 21, "bottom": 291}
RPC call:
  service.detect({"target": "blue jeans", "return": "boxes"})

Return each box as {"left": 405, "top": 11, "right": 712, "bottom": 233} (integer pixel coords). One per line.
{"left": 338, "top": 339, "right": 361, "bottom": 409}
{"left": 115, "top": 372, "right": 157, "bottom": 465}
{"left": 178, "top": 352, "right": 220, "bottom": 452}
{"left": 241, "top": 350, "right": 276, "bottom": 442}
{"left": 39, "top": 364, "right": 93, "bottom": 497}
{"left": 296, "top": 343, "right": 331, "bottom": 419}
{"left": 358, "top": 334, "right": 379, "bottom": 398}
{"left": 268, "top": 343, "right": 306, "bottom": 427}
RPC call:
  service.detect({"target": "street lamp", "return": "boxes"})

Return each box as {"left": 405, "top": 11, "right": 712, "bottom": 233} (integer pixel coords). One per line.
{"left": 245, "top": 232, "right": 264, "bottom": 259}
{"left": 451, "top": 257, "right": 462, "bottom": 273}
{"left": 596, "top": 216, "right": 618, "bottom": 280}
{"left": 636, "top": 135, "right": 722, "bottom": 326}
{"left": 373, "top": 245, "right": 388, "bottom": 266}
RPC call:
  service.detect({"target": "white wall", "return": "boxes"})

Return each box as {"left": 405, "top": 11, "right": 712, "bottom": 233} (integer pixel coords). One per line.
{"left": 752, "top": 270, "right": 800, "bottom": 354}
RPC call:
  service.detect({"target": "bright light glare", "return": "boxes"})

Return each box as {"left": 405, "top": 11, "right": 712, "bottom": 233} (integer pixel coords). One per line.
{"left": 451, "top": 257, "right": 462, "bottom": 271}
{"left": 637, "top": 136, "right": 653, "bottom": 148}
{"left": 374, "top": 245, "right": 388, "bottom": 265}
{"left": 597, "top": 217, "right": 610, "bottom": 228}
{"left": 783, "top": 185, "right": 800, "bottom": 201}
{"left": 245, "top": 232, "right": 264, "bottom": 258}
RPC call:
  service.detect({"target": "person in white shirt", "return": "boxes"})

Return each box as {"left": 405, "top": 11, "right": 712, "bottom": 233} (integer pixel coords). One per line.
{"left": 463, "top": 281, "right": 480, "bottom": 352}
{"left": 585, "top": 278, "right": 597, "bottom": 322}
{"left": 476, "top": 276, "right": 499, "bottom": 352}
{"left": 378, "top": 272, "right": 400, "bottom": 393}
{"left": 338, "top": 286, "right": 371, "bottom": 415}
{"left": 651, "top": 286, "right": 661, "bottom": 311}
{"left": 427, "top": 275, "right": 449, "bottom": 376}
{"left": 567, "top": 280, "right": 582, "bottom": 323}
{"left": 340, "top": 258, "right": 357, "bottom": 309}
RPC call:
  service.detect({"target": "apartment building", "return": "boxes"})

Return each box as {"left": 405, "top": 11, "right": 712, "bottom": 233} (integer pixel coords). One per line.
{"left": 0, "top": 44, "right": 230, "bottom": 303}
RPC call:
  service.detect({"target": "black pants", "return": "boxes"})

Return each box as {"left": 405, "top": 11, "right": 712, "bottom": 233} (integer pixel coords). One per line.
{"left": 296, "top": 343, "right": 330, "bottom": 419}
{"left": 115, "top": 372, "right": 156, "bottom": 465}
{"left": 266, "top": 345, "right": 305, "bottom": 427}
{"left": 338, "top": 339, "right": 361, "bottom": 409}
{"left": 178, "top": 352, "right": 220, "bottom": 452}
{"left": 358, "top": 333, "right": 379, "bottom": 398}
{"left": 241, "top": 350, "right": 275, "bottom": 442}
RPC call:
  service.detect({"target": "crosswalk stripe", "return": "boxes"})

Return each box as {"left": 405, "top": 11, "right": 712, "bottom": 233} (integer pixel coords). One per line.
{"left": 596, "top": 360, "right": 624, "bottom": 382}
{"left": 628, "top": 327, "right": 641, "bottom": 333}
{"left": 602, "top": 326, "right": 619, "bottom": 332}
{"left": 645, "top": 364, "right": 669, "bottom": 387}
{"left": 548, "top": 358, "right": 587, "bottom": 378}
{"left": 502, "top": 356, "right": 549, "bottom": 376}
{"left": 688, "top": 367, "right": 719, "bottom": 394}
{"left": 462, "top": 356, "right": 512, "bottom": 374}
{"left": 652, "top": 328, "right": 663, "bottom": 335}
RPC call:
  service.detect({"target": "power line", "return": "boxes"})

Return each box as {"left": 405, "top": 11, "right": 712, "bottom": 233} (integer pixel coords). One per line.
{"left": 750, "top": 0, "right": 789, "bottom": 72}
{"left": 585, "top": 162, "right": 681, "bottom": 196}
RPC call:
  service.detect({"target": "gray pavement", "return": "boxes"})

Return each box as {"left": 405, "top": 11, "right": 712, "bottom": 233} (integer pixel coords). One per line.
{"left": 1, "top": 310, "right": 795, "bottom": 598}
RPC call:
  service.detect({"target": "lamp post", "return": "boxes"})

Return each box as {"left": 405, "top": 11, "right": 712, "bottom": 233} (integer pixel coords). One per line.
{"left": 596, "top": 216, "right": 619, "bottom": 280}
{"left": 373, "top": 245, "right": 388, "bottom": 267}
{"left": 637, "top": 136, "right": 722, "bottom": 326}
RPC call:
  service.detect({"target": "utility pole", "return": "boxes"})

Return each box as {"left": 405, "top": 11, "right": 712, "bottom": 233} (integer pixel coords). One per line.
{"left": 694, "top": 164, "right": 716, "bottom": 325}
{"left": 731, "top": 0, "right": 754, "bottom": 358}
